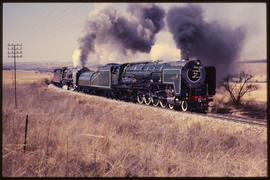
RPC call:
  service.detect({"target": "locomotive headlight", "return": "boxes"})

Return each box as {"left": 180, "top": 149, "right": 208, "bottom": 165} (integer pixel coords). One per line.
{"left": 198, "top": 97, "right": 202, "bottom": 103}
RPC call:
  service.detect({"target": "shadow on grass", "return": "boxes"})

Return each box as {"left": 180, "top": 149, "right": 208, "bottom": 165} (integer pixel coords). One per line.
{"left": 210, "top": 101, "right": 232, "bottom": 115}
{"left": 215, "top": 107, "right": 232, "bottom": 114}
{"left": 211, "top": 99, "right": 266, "bottom": 119}
{"left": 239, "top": 101, "right": 266, "bottom": 119}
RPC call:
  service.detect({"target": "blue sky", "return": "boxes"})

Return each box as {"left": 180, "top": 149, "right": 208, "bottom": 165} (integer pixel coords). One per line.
{"left": 3, "top": 3, "right": 266, "bottom": 64}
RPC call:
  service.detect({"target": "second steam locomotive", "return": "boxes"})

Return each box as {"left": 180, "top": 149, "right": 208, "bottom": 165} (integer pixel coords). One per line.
{"left": 52, "top": 59, "right": 216, "bottom": 112}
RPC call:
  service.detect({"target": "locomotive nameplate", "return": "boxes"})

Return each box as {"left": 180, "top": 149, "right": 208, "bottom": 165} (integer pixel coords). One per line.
{"left": 188, "top": 65, "right": 202, "bottom": 82}
{"left": 163, "top": 69, "right": 181, "bottom": 96}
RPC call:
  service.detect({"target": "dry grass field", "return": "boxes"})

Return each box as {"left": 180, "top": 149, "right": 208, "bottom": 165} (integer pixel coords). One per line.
{"left": 3, "top": 70, "right": 52, "bottom": 84}
{"left": 2, "top": 70, "right": 267, "bottom": 177}
{"left": 241, "top": 83, "right": 267, "bottom": 103}
{"left": 212, "top": 83, "right": 266, "bottom": 103}
{"left": 210, "top": 82, "right": 267, "bottom": 119}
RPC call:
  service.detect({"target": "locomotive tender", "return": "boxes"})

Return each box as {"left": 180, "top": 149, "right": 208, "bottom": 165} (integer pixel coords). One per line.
{"left": 52, "top": 59, "right": 216, "bottom": 112}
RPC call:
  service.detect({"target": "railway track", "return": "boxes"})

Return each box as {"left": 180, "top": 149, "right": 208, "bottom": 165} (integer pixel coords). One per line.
{"left": 49, "top": 84, "right": 267, "bottom": 127}
{"left": 187, "top": 111, "right": 267, "bottom": 127}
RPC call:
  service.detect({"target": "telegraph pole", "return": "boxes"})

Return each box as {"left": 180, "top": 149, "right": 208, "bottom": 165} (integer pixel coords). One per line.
{"left": 8, "top": 43, "right": 23, "bottom": 108}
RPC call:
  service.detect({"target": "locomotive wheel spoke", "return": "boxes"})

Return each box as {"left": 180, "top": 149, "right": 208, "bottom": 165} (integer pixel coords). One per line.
{"left": 143, "top": 93, "right": 152, "bottom": 105}
{"left": 168, "top": 103, "right": 174, "bottom": 110}
{"left": 137, "top": 92, "right": 144, "bottom": 104}
{"left": 160, "top": 99, "right": 168, "bottom": 108}
{"left": 152, "top": 97, "right": 160, "bottom": 107}
{"left": 181, "top": 100, "right": 188, "bottom": 112}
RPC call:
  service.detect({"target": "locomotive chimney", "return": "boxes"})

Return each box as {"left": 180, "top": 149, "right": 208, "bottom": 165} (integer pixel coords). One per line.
{"left": 181, "top": 50, "right": 189, "bottom": 61}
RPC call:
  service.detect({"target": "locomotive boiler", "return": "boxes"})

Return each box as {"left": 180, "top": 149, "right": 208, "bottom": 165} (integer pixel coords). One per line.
{"left": 52, "top": 59, "right": 216, "bottom": 112}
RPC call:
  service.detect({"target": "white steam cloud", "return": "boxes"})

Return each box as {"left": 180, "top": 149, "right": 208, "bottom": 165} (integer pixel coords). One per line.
{"left": 150, "top": 43, "right": 180, "bottom": 61}
{"left": 72, "top": 49, "right": 81, "bottom": 68}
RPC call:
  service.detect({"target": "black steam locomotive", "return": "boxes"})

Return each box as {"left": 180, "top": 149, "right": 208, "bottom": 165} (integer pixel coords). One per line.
{"left": 52, "top": 59, "right": 216, "bottom": 112}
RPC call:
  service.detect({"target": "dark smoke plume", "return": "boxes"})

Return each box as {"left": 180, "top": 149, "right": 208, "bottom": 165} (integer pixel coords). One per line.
{"left": 79, "top": 33, "right": 96, "bottom": 67}
{"left": 79, "top": 3, "right": 165, "bottom": 66}
{"left": 167, "top": 4, "right": 246, "bottom": 80}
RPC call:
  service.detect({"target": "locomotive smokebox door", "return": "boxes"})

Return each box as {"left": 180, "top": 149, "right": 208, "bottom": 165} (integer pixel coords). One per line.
{"left": 181, "top": 61, "right": 206, "bottom": 89}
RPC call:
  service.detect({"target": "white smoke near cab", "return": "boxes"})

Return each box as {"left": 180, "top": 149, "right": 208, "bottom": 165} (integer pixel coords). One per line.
{"left": 72, "top": 49, "right": 81, "bottom": 68}
{"left": 150, "top": 43, "right": 180, "bottom": 61}
{"left": 94, "top": 43, "right": 135, "bottom": 64}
